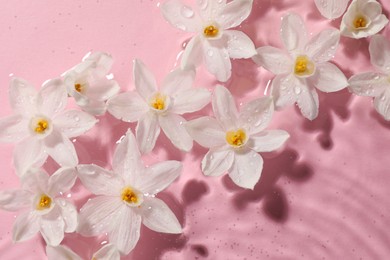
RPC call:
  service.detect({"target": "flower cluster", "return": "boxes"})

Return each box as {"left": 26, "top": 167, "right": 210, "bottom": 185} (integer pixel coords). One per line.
{"left": 0, "top": 0, "right": 389, "bottom": 259}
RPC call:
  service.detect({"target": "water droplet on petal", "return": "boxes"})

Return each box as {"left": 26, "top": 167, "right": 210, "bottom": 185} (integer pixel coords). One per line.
{"left": 181, "top": 6, "right": 194, "bottom": 18}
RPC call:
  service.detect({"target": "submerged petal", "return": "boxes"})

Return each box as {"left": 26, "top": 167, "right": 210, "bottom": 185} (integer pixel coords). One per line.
{"left": 37, "top": 78, "right": 68, "bottom": 117}
{"left": 46, "top": 245, "right": 82, "bottom": 260}
{"left": 348, "top": 72, "right": 388, "bottom": 97}
{"left": 12, "top": 211, "right": 40, "bottom": 243}
{"left": 374, "top": 89, "right": 390, "bottom": 120}
{"left": 92, "top": 244, "right": 120, "bottom": 260}
{"left": 0, "top": 115, "right": 29, "bottom": 143}
{"left": 369, "top": 35, "right": 390, "bottom": 73}
{"left": 314, "top": 0, "right": 349, "bottom": 19}
{"left": 0, "top": 190, "right": 32, "bottom": 211}
{"left": 281, "top": 12, "right": 307, "bottom": 53}
{"left": 13, "top": 137, "right": 47, "bottom": 177}
{"left": 9, "top": 77, "right": 38, "bottom": 116}
{"left": 161, "top": 68, "right": 196, "bottom": 96}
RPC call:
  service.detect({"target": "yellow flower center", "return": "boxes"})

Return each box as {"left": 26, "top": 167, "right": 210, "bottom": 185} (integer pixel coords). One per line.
{"left": 36, "top": 194, "right": 52, "bottom": 210}
{"left": 294, "top": 55, "right": 315, "bottom": 77}
{"left": 150, "top": 93, "right": 166, "bottom": 110}
{"left": 121, "top": 187, "right": 139, "bottom": 204}
{"left": 74, "top": 83, "right": 83, "bottom": 92}
{"left": 203, "top": 25, "right": 219, "bottom": 38}
{"left": 34, "top": 119, "right": 49, "bottom": 134}
{"left": 226, "top": 129, "right": 247, "bottom": 147}
{"left": 354, "top": 15, "right": 367, "bottom": 29}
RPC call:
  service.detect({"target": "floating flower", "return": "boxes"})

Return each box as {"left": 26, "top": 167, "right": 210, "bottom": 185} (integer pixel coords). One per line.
{"left": 315, "top": 0, "right": 350, "bottom": 19}
{"left": 63, "top": 52, "right": 120, "bottom": 115}
{"left": 253, "top": 12, "right": 348, "bottom": 120}
{"left": 185, "top": 85, "right": 289, "bottom": 189}
{"left": 349, "top": 35, "right": 390, "bottom": 119}
{"left": 0, "top": 167, "right": 78, "bottom": 246}
{"left": 161, "top": 0, "right": 257, "bottom": 82}
{"left": 340, "top": 0, "right": 388, "bottom": 39}
{"left": 0, "top": 78, "right": 97, "bottom": 176}
{"left": 76, "top": 130, "right": 182, "bottom": 255}
{"left": 46, "top": 243, "right": 120, "bottom": 260}
{"left": 107, "top": 60, "right": 210, "bottom": 153}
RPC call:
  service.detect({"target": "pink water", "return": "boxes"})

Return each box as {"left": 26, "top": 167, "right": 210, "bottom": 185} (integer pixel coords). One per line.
{"left": 1, "top": 0, "right": 390, "bottom": 259}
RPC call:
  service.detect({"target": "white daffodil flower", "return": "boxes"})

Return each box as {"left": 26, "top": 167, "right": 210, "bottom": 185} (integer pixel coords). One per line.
{"left": 0, "top": 167, "right": 78, "bottom": 246}
{"left": 349, "top": 35, "right": 390, "bottom": 120}
{"left": 63, "top": 52, "right": 120, "bottom": 115}
{"left": 340, "top": 0, "right": 388, "bottom": 39}
{"left": 185, "top": 85, "right": 289, "bottom": 190}
{"left": 0, "top": 78, "right": 97, "bottom": 176}
{"left": 107, "top": 59, "right": 210, "bottom": 154}
{"left": 76, "top": 130, "right": 182, "bottom": 255}
{"left": 253, "top": 12, "right": 348, "bottom": 120}
{"left": 315, "top": 0, "right": 350, "bottom": 19}
{"left": 161, "top": 0, "right": 257, "bottom": 82}
{"left": 46, "top": 243, "right": 120, "bottom": 260}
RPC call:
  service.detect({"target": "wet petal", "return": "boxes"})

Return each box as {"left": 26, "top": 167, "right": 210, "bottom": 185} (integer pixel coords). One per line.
{"left": 314, "top": 0, "right": 349, "bottom": 19}
{"left": 305, "top": 29, "right": 340, "bottom": 63}
{"left": 9, "top": 77, "right": 38, "bottom": 116}
{"left": 374, "top": 88, "right": 390, "bottom": 120}
{"left": 212, "top": 85, "right": 238, "bottom": 130}
{"left": 13, "top": 137, "right": 47, "bottom": 177}
{"left": 55, "top": 198, "right": 78, "bottom": 233}
{"left": 0, "top": 115, "right": 29, "bottom": 143}
{"left": 12, "top": 211, "right": 40, "bottom": 243}
{"left": 161, "top": 68, "right": 195, "bottom": 96}
{"left": 139, "top": 197, "right": 182, "bottom": 233}
{"left": 136, "top": 112, "right": 160, "bottom": 154}
{"left": 107, "top": 92, "right": 149, "bottom": 123}
{"left": 369, "top": 35, "right": 390, "bottom": 73}
{"left": 216, "top": 0, "right": 252, "bottom": 29}
{"left": 224, "top": 30, "right": 256, "bottom": 59}
{"left": 0, "top": 189, "right": 32, "bottom": 211}
{"left": 77, "top": 164, "right": 123, "bottom": 196}
{"left": 109, "top": 207, "right": 141, "bottom": 255}
{"left": 40, "top": 206, "right": 65, "bottom": 246}
{"left": 203, "top": 40, "right": 232, "bottom": 82}
{"left": 43, "top": 130, "right": 78, "bottom": 167}
{"left": 133, "top": 59, "right": 158, "bottom": 100}
{"left": 37, "top": 78, "right": 68, "bottom": 117}
{"left": 137, "top": 160, "right": 182, "bottom": 194}
{"left": 248, "top": 130, "right": 290, "bottom": 152}
{"left": 185, "top": 116, "right": 225, "bottom": 148}
{"left": 48, "top": 167, "right": 77, "bottom": 195}
{"left": 171, "top": 88, "right": 211, "bottom": 115}
{"left": 271, "top": 74, "right": 299, "bottom": 110}
{"left": 202, "top": 148, "right": 234, "bottom": 177}
{"left": 84, "top": 78, "right": 120, "bottom": 101}
{"left": 159, "top": 114, "right": 193, "bottom": 152}
{"left": 46, "top": 245, "right": 82, "bottom": 260}
{"left": 53, "top": 110, "right": 97, "bottom": 138}
{"left": 253, "top": 46, "right": 292, "bottom": 75}
{"left": 348, "top": 72, "right": 388, "bottom": 97}
{"left": 296, "top": 85, "right": 319, "bottom": 120}
{"left": 281, "top": 12, "right": 307, "bottom": 53}
{"left": 228, "top": 150, "right": 263, "bottom": 189}
{"left": 92, "top": 244, "right": 120, "bottom": 260}
{"left": 161, "top": 0, "right": 202, "bottom": 32}
{"left": 181, "top": 36, "right": 203, "bottom": 70}
{"left": 311, "top": 62, "right": 348, "bottom": 92}
{"left": 78, "top": 196, "right": 123, "bottom": 236}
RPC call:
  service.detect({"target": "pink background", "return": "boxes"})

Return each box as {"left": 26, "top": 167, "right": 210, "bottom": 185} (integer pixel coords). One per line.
{"left": 1, "top": 0, "right": 390, "bottom": 259}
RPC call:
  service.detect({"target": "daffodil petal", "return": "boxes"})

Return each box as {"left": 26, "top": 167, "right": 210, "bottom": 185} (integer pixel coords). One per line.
{"left": 40, "top": 206, "right": 65, "bottom": 246}
{"left": 84, "top": 78, "right": 120, "bottom": 101}
{"left": 37, "top": 78, "right": 68, "bottom": 117}
{"left": 0, "top": 115, "right": 29, "bottom": 143}
{"left": 21, "top": 168, "right": 50, "bottom": 194}
{"left": 305, "top": 29, "right": 340, "bottom": 63}
{"left": 281, "top": 12, "right": 307, "bottom": 53}
{"left": 314, "top": 0, "right": 349, "bottom": 19}
{"left": 77, "top": 164, "right": 123, "bottom": 196}
{"left": 369, "top": 35, "right": 390, "bottom": 73}
{"left": 224, "top": 30, "right": 256, "bottom": 59}
{"left": 78, "top": 196, "right": 123, "bottom": 236}
{"left": 48, "top": 167, "right": 77, "bottom": 195}
{"left": 253, "top": 46, "right": 292, "bottom": 74}
{"left": 0, "top": 190, "right": 32, "bottom": 211}
{"left": 139, "top": 197, "right": 182, "bottom": 234}
{"left": 112, "top": 130, "right": 143, "bottom": 185}
{"left": 270, "top": 74, "right": 299, "bottom": 110}
{"left": 348, "top": 72, "right": 388, "bottom": 97}
{"left": 171, "top": 88, "right": 211, "bottom": 115}
{"left": 53, "top": 110, "right": 97, "bottom": 138}
{"left": 12, "top": 211, "right": 39, "bottom": 243}
{"left": 13, "top": 137, "right": 47, "bottom": 177}
{"left": 374, "top": 89, "right": 390, "bottom": 120}
{"left": 198, "top": 0, "right": 226, "bottom": 21}
{"left": 228, "top": 150, "right": 263, "bottom": 190}
{"left": 161, "top": 0, "right": 202, "bottom": 32}
{"left": 185, "top": 116, "right": 226, "bottom": 148}
{"left": 238, "top": 96, "right": 274, "bottom": 135}
{"left": 159, "top": 114, "right": 193, "bottom": 152}
{"left": 203, "top": 40, "right": 232, "bottom": 82}
{"left": 92, "top": 244, "right": 120, "bottom": 260}
{"left": 296, "top": 85, "right": 319, "bottom": 120}
{"left": 216, "top": 0, "right": 252, "bottom": 29}
{"left": 46, "top": 245, "right": 82, "bottom": 260}
{"left": 9, "top": 77, "right": 37, "bottom": 116}
{"left": 248, "top": 130, "right": 290, "bottom": 152}
{"left": 311, "top": 62, "right": 348, "bottom": 92}
{"left": 212, "top": 85, "right": 238, "bottom": 129}
{"left": 181, "top": 36, "right": 203, "bottom": 70}
{"left": 136, "top": 112, "right": 160, "bottom": 154}
{"left": 55, "top": 198, "right": 78, "bottom": 233}
{"left": 202, "top": 148, "right": 234, "bottom": 177}
{"left": 138, "top": 160, "right": 182, "bottom": 194}
{"left": 109, "top": 206, "right": 141, "bottom": 255}
{"left": 43, "top": 130, "right": 78, "bottom": 167}
{"left": 161, "top": 68, "right": 195, "bottom": 96}
{"left": 133, "top": 59, "right": 158, "bottom": 100}
{"left": 107, "top": 92, "right": 149, "bottom": 123}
